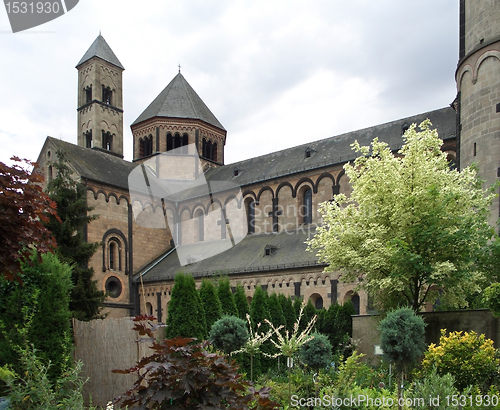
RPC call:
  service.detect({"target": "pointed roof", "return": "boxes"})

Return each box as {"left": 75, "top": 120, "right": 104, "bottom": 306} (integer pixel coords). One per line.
{"left": 131, "top": 73, "right": 225, "bottom": 130}
{"left": 76, "top": 34, "right": 124, "bottom": 70}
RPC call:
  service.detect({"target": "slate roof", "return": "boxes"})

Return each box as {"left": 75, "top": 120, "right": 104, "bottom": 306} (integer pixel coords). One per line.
{"left": 199, "top": 106, "right": 456, "bottom": 194}
{"left": 136, "top": 228, "right": 325, "bottom": 283}
{"left": 39, "top": 138, "right": 136, "bottom": 190}
{"left": 131, "top": 73, "right": 226, "bottom": 130}
{"left": 76, "top": 34, "right": 125, "bottom": 70}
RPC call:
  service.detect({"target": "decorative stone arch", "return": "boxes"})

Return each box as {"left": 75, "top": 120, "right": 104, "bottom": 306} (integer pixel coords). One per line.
{"left": 309, "top": 292, "right": 324, "bottom": 310}
{"left": 342, "top": 289, "right": 361, "bottom": 315}
{"left": 276, "top": 181, "right": 294, "bottom": 198}
{"left": 314, "top": 172, "right": 335, "bottom": 193}
{"left": 256, "top": 186, "right": 275, "bottom": 202}
{"left": 472, "top": 50, "right": 500, "bottom": 84}
{"left": 293, "top": 177, "right": 316, "bottom": 197}
{"left": 242, "top": 190, "right": 257, "bottom": 202}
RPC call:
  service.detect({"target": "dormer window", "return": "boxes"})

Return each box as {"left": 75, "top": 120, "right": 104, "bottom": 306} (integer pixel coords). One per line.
{"left": 102, "top": 86, "right": 112, "bottom": 105}
{"left": 305, "top": 147, "right": 316, "bottom": 158}
{"left": 401, "top": 122, "right": 409, "bottom": 135}
{"left": 233, "top": 168, "right": 240, "bottom": 177}
{"left": 264, "top": 245, "right": 279, "bottom": 256}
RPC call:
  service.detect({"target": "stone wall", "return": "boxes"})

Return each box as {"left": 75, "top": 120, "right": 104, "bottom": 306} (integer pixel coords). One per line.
{"left": 352, "top": 309, "right": 500, "bottom": 363}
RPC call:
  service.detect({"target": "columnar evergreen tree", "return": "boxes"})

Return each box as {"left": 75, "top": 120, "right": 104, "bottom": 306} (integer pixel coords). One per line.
{"left": 308, "top": 121, "right": 496, "bottom": 311}
{"left": 316, "top": 301, "right": 356, "bottom": 353}
{"left": 166, "top": 273, "right": 207, "bottom": 340}
{"left": 199, "top": 279, "right": 222, "bottom": 331}
{"left": 0, "top": 251, "right": 73, "bottom": 383}
{"left": 217, "top": 278, "right": 238, "bottom": 317}
{"left": 249, "top": 286, "right": 271, "bottom": 375}
{"left": 268, "top": 293, "right": 286, "bottom": 331}
{"left": 44, "top": 151, "right": 105, "bottom": 320}
{"left": 278, "top": 294, "right": 296, "bottom": 334}
{"left": 234, "top": 285, "right": 249, "bottom": 320}
{"left": 300, "top": 299, "right": 318, "bottom": 333}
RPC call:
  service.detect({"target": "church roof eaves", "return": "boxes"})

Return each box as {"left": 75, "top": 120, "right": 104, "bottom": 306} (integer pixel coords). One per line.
{"left": 76, "top": 34, "right": 124, "bottom": 70}
{"left": 41, "top": 137, "right": 136, "bottom": 190}
{"left": 203, "top": 106, "right": 456, "bottom": 191}
{"left": 131, "top": 73, "right": 225, "bottom": 131}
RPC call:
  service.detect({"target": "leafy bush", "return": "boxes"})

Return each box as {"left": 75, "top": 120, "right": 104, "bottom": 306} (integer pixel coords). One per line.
{"left": 113, "top": 316, "right": 279, "bottom": 409}
{"left": 420, "top": 329, "right": 499, "bottom": 391}
{"left": 0, "top": 340, "right": 91, "bottom": 410}
{"left": 209, "top": 315, "right": 249, "bottom": 354}
{"left": 300, "top": 332, "right": 332, "bottom": 371}
{"left": 409, "top": 368, "right": 457, "bottom": 410}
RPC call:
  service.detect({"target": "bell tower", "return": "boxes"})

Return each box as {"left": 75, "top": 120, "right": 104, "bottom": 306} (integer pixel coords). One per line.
{"left": 76, "top": 34, "right": 125, "bottom": 158}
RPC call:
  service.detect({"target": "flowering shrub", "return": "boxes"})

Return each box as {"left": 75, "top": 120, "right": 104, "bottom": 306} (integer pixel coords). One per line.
{"left": 420, "top": 330, "right": 499, "bottom": 391}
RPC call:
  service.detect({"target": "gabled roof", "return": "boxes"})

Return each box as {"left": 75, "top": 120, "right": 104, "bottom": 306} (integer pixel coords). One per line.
{"left": 202, "top": 106, "right": 456, "bottom": 192}
{"left": 76, "top": 34, "right": 124, "bottom": 70}
{"left": 131, "top": 73, "right": 225, "bottom": 130}
{"left": 136, "top": 228, "right": 324, "bottom": 283}
{"left": 38, "top": 138, "right": 136, "bottom": 190}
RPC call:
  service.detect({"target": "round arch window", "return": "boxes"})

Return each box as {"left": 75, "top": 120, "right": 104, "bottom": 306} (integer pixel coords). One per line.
{"left": 105, "top": 276, "right": 122, "bottom": 299}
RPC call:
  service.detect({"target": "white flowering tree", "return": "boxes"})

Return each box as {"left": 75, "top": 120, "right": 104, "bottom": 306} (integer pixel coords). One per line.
{"left": 265, "top": 302, "right": 317, "bottom": 400}
{"left": 308, "top": 120, "right": 496, "bottom": 312}
{"left": 233, "top": 314, "right": 273, "bottom": 382}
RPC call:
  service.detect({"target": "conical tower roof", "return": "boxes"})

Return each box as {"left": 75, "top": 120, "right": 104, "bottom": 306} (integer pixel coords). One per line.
{"left": 76, "top": 34, "right": 124, "bottom": 70}
{"left": 131, "top": 73, "right": 225, "bottom": 130}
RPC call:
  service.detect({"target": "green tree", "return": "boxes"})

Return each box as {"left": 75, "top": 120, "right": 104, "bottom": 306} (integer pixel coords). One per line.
{"left": 166, "top": 272, "right": 207, "bottom": 340}
{"left": 308, "top": 121, "right": 496, "bottom": 311}
{"left": 0, "top": 157, "right": 58, "bottom": 282}
{"left": 268, "top": 293, "right": 286, "bottom": 331}
{"left": 44, "top": 151, "right": 105, "bottom": 320}
{"left": 199, "top": 279, "right": 222, "bottom": 331}
{"left": 209, "top": 315, "right": 249, "bottom": 354}
{"left": 0, "top": 251, "right": 73, "bottom": 383}
{"left": 234, "top": 285, "right": 249, "bottom": 320}
{"left": 217, "top": 277, "right": 238, "bottom": 317}
{"left": 379, "top": 307, "right": 426, "bottom": 404}
{"left": 300, "top": 299, "right": 318, "bottom": 333}
{"left": 249, "top": 286, "right": 271, "bottom": 375}
{"left": 278, "top": 294, "right": 296, "bottom": 334}
{"left": 300, "top": 332, "right": 332, "bottom": 371}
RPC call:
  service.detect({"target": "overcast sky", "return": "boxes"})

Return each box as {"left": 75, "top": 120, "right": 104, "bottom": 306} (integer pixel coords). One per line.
{"left": 0, "top": 0, "right": 459, "bottom": 167}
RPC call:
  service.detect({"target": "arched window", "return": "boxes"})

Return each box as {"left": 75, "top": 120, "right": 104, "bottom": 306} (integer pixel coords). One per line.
{"left": 139, "top": 138, "right": 145, "bottom": 157}
{"left": 246, "top": 200, "right": 255, "bottom": 234}
{"left": 108, "top": 238, "right": 121, "bottom": 271}
{"left": 102, "top": 85, "right": 112, "bottom": 105}
{"left": 85, "top": 130, "right": 93, "bottom": 148}
{"left": 85, "top": 85, "right": 92, "bottom": 104}
{"left": 195, "top": 209, "right": 204, "bottom": 242}
{"left": 102, "top": 131, "right": 112, "bottom": 151}
{"left": 202, "top": 138, "right": 207, "bottom": 157}
{"left": 212, "top": 143, "right": 218, "bottom": 162}
{"left": 207, "top": 141, "right": 213, "bottom": 161}
{"left": 351, "top": 294, "right": 360, "bottom": 314}
{"left": 146, "top": 302, "right": 153, "bottom": 315}
{"left": 182, "top": 133, "right": 188, "bottom": 154}
{"left": 167, "top": 133, "right": 173, "bottom": 151}
{"left": 302, "top": 188, "right": 312, "bottom": 225}
{"left": 315, "top": 296, "right": 323, "bottom": 309}
{"left": 174, "top": 133, "right": 181, "bottom": 149}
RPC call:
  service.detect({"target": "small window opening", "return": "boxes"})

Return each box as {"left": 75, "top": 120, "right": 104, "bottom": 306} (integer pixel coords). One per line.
{"left": 473, "top": 142, "right": 477, "bottom": 157}
{"left": 105, "top": 276, "right": 122, "bottom": 299}
{"left": 264, "top": 245, "right": 278, "bottom": 256}
{"left": 302, "top": 188, "right": 313, "bottom": 225}
{"left": 305, "top": 148, "right": 314, "bottom": 158}
{"left": 234, "top": 168, "right": 240, "bottom": 177}
{"left": 85, "top": 130, "right": 93, "bottom": 148}
{"left": 167, "top": 133, "right": 173, "bottom": 151}
{"left": 102, "top": 131, "right": 112, "bottom": 151}
{"left": 102, "top": 86, "right": 112, "bottom": 105}
{"left": 85, "top": 85, "right": 92, "bottom": 104}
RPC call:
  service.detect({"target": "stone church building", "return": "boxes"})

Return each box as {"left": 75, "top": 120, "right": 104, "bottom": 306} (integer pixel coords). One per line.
{"left": 37, "top": 0, "right": 499, "bottom": 320}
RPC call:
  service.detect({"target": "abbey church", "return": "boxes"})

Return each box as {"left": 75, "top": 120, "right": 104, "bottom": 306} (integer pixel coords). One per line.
{"left": 37, "top": 0, "right": 499, "bottom": 320}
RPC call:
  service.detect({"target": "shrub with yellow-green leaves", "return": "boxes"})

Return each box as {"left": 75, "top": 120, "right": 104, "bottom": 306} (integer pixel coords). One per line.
{"left": 421, "top": 330, "right": 499, "bottom": 391}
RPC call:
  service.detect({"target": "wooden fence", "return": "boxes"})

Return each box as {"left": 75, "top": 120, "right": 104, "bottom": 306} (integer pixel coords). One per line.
{"left": 73, "top": 317, "right": 158, "bottom": 408}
